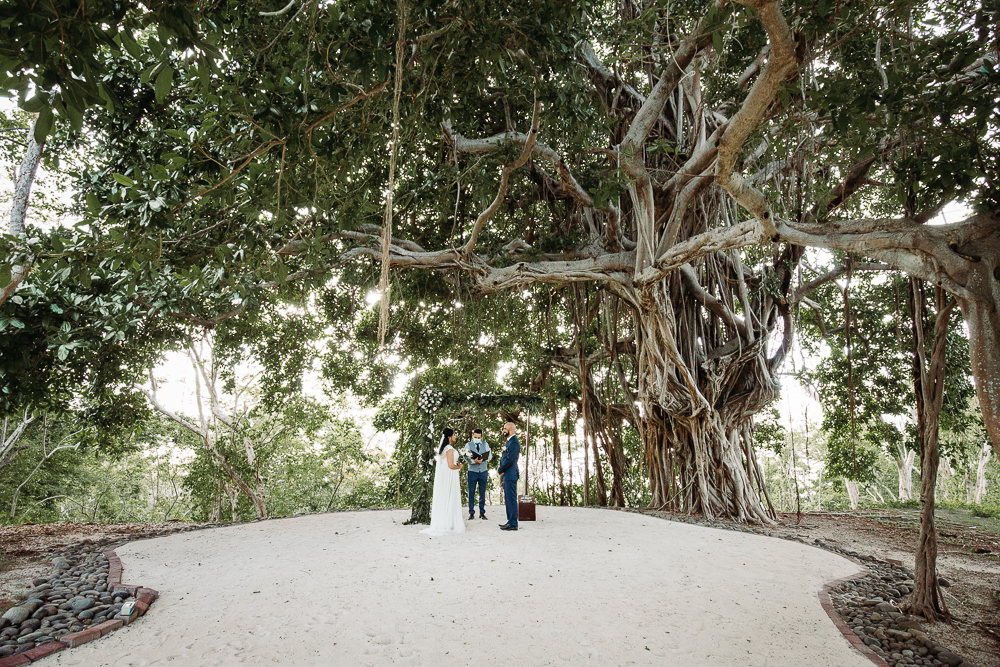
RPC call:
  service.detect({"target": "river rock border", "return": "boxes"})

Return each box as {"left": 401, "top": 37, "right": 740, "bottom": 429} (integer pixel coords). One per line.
{"left": 0, "top": 538, "right": 167, "bottom": 666}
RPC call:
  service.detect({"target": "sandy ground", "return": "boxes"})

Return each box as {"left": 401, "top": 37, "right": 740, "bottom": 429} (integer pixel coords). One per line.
{"left": 43, "top": 507, "right": 872, "bottom": 667}
{"left": 761, "top": 510, "right": 1000, "bottom": 667}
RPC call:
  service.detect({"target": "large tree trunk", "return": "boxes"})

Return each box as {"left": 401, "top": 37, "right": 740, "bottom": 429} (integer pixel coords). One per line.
{"left": 908, "top": 280, "right": 953, "bottom": 622}
{"left": 633, "top": 275, "right": 779, "bottom": 522}
{"left": 960, "top": 293, "right": 1000, "bottom": 458}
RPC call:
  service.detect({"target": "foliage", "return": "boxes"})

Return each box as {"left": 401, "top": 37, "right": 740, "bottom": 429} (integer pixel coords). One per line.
{"left": 799, "top": 270, "right": 976, "bottom": 484}
{"left": 1, "top": 0, "right": 999, "bottom": 522}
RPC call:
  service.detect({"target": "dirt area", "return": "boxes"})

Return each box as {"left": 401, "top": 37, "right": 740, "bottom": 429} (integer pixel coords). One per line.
{"left": 1, "top": 510, "right": 998, "bottom": 665}
{"left": 0, "top": 520, "right": 204, "bottom": 609}
{"left": 759, "top": 509, "right": 999, "bottom": 667}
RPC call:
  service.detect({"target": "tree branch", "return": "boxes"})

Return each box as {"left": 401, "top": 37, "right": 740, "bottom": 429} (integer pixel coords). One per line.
{"left": 459, "top": 85, "right": 540, "bottom": 257}
{"left": 788, "top": 262, "right": 893, "bottom": 303}
{"left": 775, "top": 209, "right": 1000, "bottom": 302}
{"left": 443, "top": 123, "right": 621, "bottom": 236}
{"left": 714, "top": 0, "right": 799, "bottom": 240}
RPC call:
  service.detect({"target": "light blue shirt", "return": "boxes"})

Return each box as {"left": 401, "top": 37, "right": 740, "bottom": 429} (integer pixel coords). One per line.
{"left": 464, "top": 439, "right": 491, "bottom": 473}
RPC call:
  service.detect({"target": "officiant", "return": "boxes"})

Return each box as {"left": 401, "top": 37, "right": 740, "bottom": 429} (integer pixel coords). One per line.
{"left": 464, "top": 428, "right": 491, "bottom": 520}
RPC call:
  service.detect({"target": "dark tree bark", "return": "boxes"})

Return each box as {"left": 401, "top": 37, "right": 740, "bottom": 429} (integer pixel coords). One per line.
{"left": 907, "top": 279, "right": 954, "bottom": 621}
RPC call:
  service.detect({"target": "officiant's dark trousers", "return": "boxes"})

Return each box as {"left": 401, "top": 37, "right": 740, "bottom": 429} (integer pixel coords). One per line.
{"left": 503, "top": 475, "right": 518, "bottom": 528}
{"left": 468, "top": 470, "right": 487, "bottom": 515}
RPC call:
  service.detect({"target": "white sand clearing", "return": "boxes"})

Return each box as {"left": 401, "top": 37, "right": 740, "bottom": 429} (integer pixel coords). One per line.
{"left": 49, "top": 507, "right": 872, "bottom": 666}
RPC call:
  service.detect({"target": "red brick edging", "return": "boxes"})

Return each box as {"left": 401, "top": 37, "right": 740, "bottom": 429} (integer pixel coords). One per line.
{"left": 0, "top": 546, "right": 158, "bottom": 666}
{"left": 819, "top": 570, "right": 891, "bottom": 667}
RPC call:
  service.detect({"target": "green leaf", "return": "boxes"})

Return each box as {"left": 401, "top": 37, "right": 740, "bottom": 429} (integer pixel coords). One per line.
{"left": 155, "top": 66, "right": 173, "bottom": 104}
{"left": 57, "top": 345, "right": 69, "bottom": 361}
{"left": 112, "top": 173, "right": 135, "bottom": 187}
{"left": 34, "top": 107, "right": 54, "bottom": 144}
{"left": 86, "top": 192, "right": 101, "bottom": 213}
{"left": 712, "top": 30, "right": 723, "bottom": 55}
{"left": 64, "top": 103, "right": 84, "bottom": 132}
{"left": 22, "top": 94, "right": 47, "bottom": 113}
{"left": 0, "top": 265, "right": 9, "bottom": 285}
{"left": 121, "top": 30, "right": 143, "bottom": 59}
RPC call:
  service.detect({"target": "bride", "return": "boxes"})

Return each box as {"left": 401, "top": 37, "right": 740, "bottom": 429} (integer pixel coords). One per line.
{"left": 420, "top": 427, "right": 466, "bottom": 535}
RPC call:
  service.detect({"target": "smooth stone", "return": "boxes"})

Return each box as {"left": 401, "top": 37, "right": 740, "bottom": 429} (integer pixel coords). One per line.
{"left": 936, "top": 651, "right": 963, "bottom": 666}
{"left": 31, "top": 578, "right": 48, "bottom": 587}
{"left": 898, "top": 619, "right": 925, "bottom": 631}
{"left": 876, "top": 602, "right": 898, "bottom": 613}
{"left": 937, "top": 577, "right": 951, "bottom": 587}
{"left": 67, "top": 596, "right": 94, "bottom": 612}
{"left": 78, "top": 605, "right": 107, "bottom": 621}
{"left": 1, "top": 628, "right": 20, "bottom": 638}
{"left": 18, "top": 619, "right": 40, "bottom": 632}
{"left": 16, "top": 631, "right": 46, "bottom": 644}
{"left": 0, "top": 607, "right": 31, "bottom": 625}
{"left": 0, "top": 646, "right": 14, "bottom": 657}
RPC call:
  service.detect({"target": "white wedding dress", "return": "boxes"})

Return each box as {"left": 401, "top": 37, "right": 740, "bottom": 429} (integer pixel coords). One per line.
{"left": 420, "top": 445, "right": 466, "bottom": 535}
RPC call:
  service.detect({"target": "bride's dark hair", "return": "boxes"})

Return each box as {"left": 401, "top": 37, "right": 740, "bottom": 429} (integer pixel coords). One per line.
{"left": 439, "top": 427, "right": 454, "bottom": 455}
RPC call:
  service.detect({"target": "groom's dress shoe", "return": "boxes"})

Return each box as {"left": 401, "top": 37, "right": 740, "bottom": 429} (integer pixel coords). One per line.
{"left": 480, "top": 514, "right": 487, "bottom": 520}
{"left": 498, "top": 523, "right": 509, "bottom": 528}
{"left": 500, "top": 525, "right": 518, "bottom": 531}
{"left": 468, "top": 513, "right": 474, "bottom": 520}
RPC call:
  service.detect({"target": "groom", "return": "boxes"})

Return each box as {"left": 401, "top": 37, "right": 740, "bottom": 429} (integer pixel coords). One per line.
{"left": 497, "top": 422, "right": 520, "bottom": 531}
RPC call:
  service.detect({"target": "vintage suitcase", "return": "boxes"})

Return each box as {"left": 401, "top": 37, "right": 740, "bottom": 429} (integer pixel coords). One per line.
{"left": 517, "top": 495, "right": 536, "bottom": 521}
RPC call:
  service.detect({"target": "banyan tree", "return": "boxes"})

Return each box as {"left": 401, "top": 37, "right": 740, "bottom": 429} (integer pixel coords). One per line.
{"left": 272, "top": 0, "right": 999, "bottom": 521}
{"left": 6, "top": 0, "right": 998, "bottom": 526}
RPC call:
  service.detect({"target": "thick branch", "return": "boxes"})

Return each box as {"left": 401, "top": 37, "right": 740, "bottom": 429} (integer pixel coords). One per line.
{"left": 775, "top": 210, "right": 1000, "bottom": 302}
{"left": 444, "top": 124, "right": 621, "bottom": 233}
{"left": 714, "top": 0, "right": 798, "bottom": 240}
{"left": 636, "top": 221, "right": 765, "bottom": 286}
{"left": 1, "top": 116, "right": 44, "bottom": 309}
{"left": 679, "top": 265, "right": 750, "bottom": 339}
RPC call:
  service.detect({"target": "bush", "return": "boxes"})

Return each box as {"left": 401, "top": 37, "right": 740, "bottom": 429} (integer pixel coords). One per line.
{"left": 970, "top": 506, "right": 1000, "bottom": 519}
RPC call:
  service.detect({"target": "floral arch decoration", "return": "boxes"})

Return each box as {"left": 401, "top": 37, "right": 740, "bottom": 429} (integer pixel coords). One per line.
{"left": 405, "top": 386, "right": 543, "bottom": 525}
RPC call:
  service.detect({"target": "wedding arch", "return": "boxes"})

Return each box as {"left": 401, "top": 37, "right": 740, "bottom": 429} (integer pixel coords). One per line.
{"left": 405, "top": 387, "right": 544, "bottom": 524}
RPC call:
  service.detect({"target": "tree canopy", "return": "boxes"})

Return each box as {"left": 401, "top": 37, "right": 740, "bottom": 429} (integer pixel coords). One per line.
{"left": 2, "top": 0, "right": 999, "bottom": 522}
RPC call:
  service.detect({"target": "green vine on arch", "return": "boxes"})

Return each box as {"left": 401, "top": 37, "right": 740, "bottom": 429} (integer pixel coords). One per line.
{"left": 404, "top": 386, "right": 543, "bottom": 524}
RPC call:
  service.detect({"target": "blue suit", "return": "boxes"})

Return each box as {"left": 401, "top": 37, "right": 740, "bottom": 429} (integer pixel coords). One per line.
{"left": 497, "top": 435, "right": 520, "bottom": 528}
